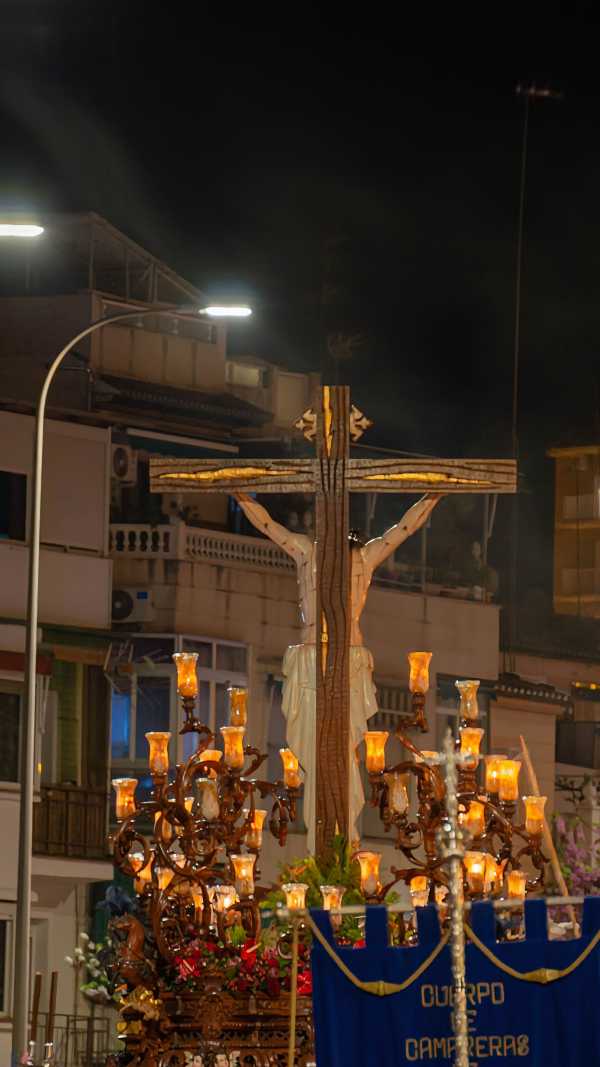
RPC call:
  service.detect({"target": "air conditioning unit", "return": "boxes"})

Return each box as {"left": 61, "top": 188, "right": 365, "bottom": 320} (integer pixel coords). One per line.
{"left": 112, "top": 588, "right": 155, "bottom": 623}
{"left": 111, "top": 444, "right": 138, "bottom": 485}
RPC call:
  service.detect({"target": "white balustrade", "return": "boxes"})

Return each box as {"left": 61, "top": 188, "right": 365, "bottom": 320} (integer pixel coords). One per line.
{"left": 109, "top": 523, "right": 295, "bottom": 573}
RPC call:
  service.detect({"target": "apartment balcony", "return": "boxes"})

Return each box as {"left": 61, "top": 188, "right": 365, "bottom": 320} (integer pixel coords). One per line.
{"left": 33, "top": 785, "right": 109, "bottom": 861}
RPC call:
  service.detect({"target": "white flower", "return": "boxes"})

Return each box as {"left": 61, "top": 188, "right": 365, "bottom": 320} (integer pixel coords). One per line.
{"left": 65, "top": 956, "right": 74, "bottom": 966}
{"left": 87, "top": 941, "right": 96, "bottom": 951}
{"left": 74, "top": 948, "right": 85, "bottom": 961}
{"left": 79, "top": 932, "right": 89, "bottom": 943}
{"left": 89, "top": 958, "right": 100, "bottom": 968}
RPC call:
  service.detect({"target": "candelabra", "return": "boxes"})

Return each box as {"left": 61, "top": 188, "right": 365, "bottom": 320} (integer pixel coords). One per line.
{"left": 111, "top": 652, "right": 301, "bottom": 959}
{"left": 360, "top": 653, "right": 548, "bottom": 904}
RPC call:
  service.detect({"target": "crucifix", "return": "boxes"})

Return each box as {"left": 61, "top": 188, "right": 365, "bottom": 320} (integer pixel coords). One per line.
{"left": 150, "top": 386, "right": 515, "bottom": 858}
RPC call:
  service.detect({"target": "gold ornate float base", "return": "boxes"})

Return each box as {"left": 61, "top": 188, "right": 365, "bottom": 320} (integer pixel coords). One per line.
{"left": 108, "top": 991, "right": 314, "bottom": 1067}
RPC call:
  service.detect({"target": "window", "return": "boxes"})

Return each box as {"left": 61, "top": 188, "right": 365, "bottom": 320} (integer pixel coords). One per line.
{"left": 0, "top": 690, "right": 20, "bottom": 782}
{"left": 0, "top": 471, "right": 26, "bottom": 541}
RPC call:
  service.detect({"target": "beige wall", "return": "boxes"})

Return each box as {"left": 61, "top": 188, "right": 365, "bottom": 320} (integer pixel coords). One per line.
{"left": 490, "top": 695, "right": 561, "bottom": 814}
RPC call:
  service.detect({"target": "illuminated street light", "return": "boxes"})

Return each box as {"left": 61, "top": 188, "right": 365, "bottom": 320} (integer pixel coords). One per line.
{"left": 0, "top": 223, "right": 44, "bottom": 237}
{"left": 201, "top": 305, "right": 252, "bottom": 317}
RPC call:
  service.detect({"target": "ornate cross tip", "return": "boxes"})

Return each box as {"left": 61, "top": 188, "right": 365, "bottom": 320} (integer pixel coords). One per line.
{"left": 349, "top": 404, "right": 373, "bottom": 442}
{"left": 294, "top": 408, "right": 316, "bottom": 441}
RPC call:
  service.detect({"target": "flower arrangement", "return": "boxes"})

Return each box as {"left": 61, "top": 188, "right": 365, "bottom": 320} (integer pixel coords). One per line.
{"left": 167, "top": 924, "right": 312, "bottom": 998}
{"left": 554, "top": 813, "right": 600, "bottom": 896}
{"left": 65, "top": 931, "right": 116, "bottom": 1003}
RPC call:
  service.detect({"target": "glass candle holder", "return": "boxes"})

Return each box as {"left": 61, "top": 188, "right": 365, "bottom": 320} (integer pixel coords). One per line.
{"left": 197, "top": 778, "right": 220, "bottom": 821}
{"left": 523, "top": 795, "right": 547, "bottom": 836}
{"left": 212, "top": 885, "right": 238, "bottom": 913}
{"left": 507, "top": 868, "right": 527, "bottom": 900}
{"left": 282, "top": 882, "right": 308, "bottom": 910}
{"left": 355, "top": 850, "right": 382, "bottom": 897}
{"left": 455, "top": 679, "right": 480, "bottom": 720}
{"left": 228, "top": 686, "right": 248, "bottom": 727}
{"left": 173, "top": 652, "right": 199, "bottom": 698}
{"left": 134, "top": 855, "right": 153, "bottom": 894}
{"left": 154, "top": 810, "right": 174, "bottom": 845}
{"left": 146, "top": 731, "right": 171, "bottom": 775}
{"left": 464, "top": 799, "right": 485, "bottom": 838}
{"left": 484, "top": 755, "right": 505, "bottom": 795}
{"left": 184, "top": 795, "right": 195, "bottom": 814}
{"left": 464, "top": 851, "right": 487, "bottom": 895}
{"left": 190, "top": 885, "right": 204, "bottom": 920}
{"left": 498, "top": 760, "right": 521, "bottom": 803}
{"left": 243, "top": 808, "right": 268, "bottom": 849}
{"left": 230, "top": 854, "right": 256, "bottom": 897}
{"left": 484, "top": 854, "right": 502, "bottom": 894}
{"left": 384, "top": 771, "right": 409, "bottom": 814}
{"left": 201, "top": 749, "right": 223, "bottom": 779}
{"left": 459, "top": 727, "right": 484, "bottom": 766}
{"left": 408, "top": 651, "right": 432, "bottom": 693}
{"left": 128, "top": 848, "right": 145, "bottom": 874}
{"left": 169, "top": 843, "right": 186, "bottom": 869}
{"left": 112, "top": 778, "right": 138, "bottom": 821}
{"left": 410, "top": 875, "right": 430, "bottom": 909}
{"left": 364, "top": 731, "right": 388, "bottom": 773}
{"left": 320, "top": 884, "right": 345, "bottom": 911}
{"left": 155, "top": 866, "right": 174, "bottom": 892}
{"left": 220, "top": 726, "right": 246, "bottom": 769}
{"left": 280, "top": 748, "right": 301, "bottom": 788}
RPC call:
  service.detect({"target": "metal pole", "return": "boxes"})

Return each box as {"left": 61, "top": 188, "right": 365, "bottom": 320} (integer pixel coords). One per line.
{"left": 11, "top": 303, "right": 224, "bottom": 1065}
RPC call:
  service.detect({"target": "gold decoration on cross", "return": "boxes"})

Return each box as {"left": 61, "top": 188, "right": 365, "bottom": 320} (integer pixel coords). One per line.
{"left": 158, "top": 466, "right": 297, "bottom": 484}
{"left": 294, "top": 408, "right": 317, "bottom": 442}
{"left": 364, "top": 472, "right": 492, "bottom": 486}
{"left": 349, "top": 405, "right": 373, "bottom": 442}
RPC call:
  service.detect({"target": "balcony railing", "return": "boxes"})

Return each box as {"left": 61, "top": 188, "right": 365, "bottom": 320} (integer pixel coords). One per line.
{"left": 109, "top": 522, "right": 295, "bottom": 572}
{"left": 33, "top": 785, "right": 109, "bottom": 860}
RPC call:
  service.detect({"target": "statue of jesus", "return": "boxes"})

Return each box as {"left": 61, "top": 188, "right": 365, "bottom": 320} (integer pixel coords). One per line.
{"left": 235, "top": 491, "right": 442, "bottom": 852}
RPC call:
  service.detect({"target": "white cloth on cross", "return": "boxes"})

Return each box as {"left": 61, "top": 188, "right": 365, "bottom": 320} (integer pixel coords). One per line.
{"left": 281, "top": 642, "right": 378, "bottom": 854}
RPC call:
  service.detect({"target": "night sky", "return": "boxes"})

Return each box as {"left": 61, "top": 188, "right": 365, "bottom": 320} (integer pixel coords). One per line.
{"left": 3, "top": 3, "right": 600, "bottom": 631}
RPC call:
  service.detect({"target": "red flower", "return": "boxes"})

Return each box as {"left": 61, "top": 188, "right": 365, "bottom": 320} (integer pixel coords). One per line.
{"left": 353, "top": 938, "right": 366, "bottom": 949}
{"left": 297, "top": 971, "right": 312, "bottom": 996}
{"left": 241, "top": 941, "right": 258, "bottom": 972}
{"left": 266, "top": 975, "right": 281, "bottom": 998}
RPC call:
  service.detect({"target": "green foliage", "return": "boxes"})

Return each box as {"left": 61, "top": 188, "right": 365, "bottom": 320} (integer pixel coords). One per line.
{"left": 261, "top": 835, "right": 362, "bottom": 911}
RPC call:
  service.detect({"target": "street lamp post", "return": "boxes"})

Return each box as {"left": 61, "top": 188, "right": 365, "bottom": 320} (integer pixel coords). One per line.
{"left": 10, "top": 301, "right": 250, "bottom": 1066}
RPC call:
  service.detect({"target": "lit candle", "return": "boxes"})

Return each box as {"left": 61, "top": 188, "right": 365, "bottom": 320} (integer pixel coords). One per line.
{"left": 410, "top": 875, "right": 430, "bottom": 909}
{"left": 112, "top": 778, "right": 138, "bottom": 821}
{"left": 230, "top": 854, "right": 256, "bottom": 897}
{"left": 408, "top": 651, "right": 432, "bottom": 694}
{"left": 498, "top": 760, "right": 521, "bottom": 803}
{"left": 523, "top": 795, "right": 547, "bottom": 836}
{"left": 155, "top": 866, "right": 174, "bottom": 892}
{"left": 190, "top": 884, "right": 204, "bottom": 921}
{"left": 464, "top": 851, "right": 486, "bottom": 895}
{"left": 355, "top": 850, "right": 381, "bottom": 897}
{"left": 507, "top": 869, "right": 527, "bottom": 900}
{"left": 484, "top": 854, "right": 502, "bottom": 894}
{"left": 212, "top": 885, "right": 238, "bottom": 913}
{"left": 364, "top": 730, "right": 388, "bottom": 773}
{"left": 280, "top": 748, "right": 301, "bottom": 788}
{"left": 463, "top": 799, "right": 485, "bottom": 838}
{"left": 384, "top": 771, "right": 409, "bottom": 814}
{"left": 173, "top": 651, "right": 199, "bottom": 698}
{"left": 282, "top": 882, "right": 308, "bottom": 910}
{"left": 455, "top": 679, "right": 480, "bottom": 720}
{"left": 484, "top": 755, "right": 505, "bottom": 794}
{"left": 197, "top": 777, "right": 220, "bottom": 821}
{"left": 459, "top": 727, "right": 484, "bottom": 767}
{"left": 228, "top": 686, "right": 248, "bottom": 726}
{"left": 320, "top": 884, "right": 345, "bottom": 911}
{"left": 243, "top": 808, "right": 268, "bottom": 849}
{"left": 134, "top": 855, "right": 153, "bottom": 894}
{"left": 146, "top": 731, "right": 171, "bottom": 775}
{"left": 220, "top": 726, "right": 246, "bottom": 769}
{"left": 201, "top": 749, "right": 223, "bottom": 778}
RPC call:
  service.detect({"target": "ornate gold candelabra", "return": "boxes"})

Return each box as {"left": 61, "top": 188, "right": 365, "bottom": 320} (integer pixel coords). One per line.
{"left": 111, "top": 652, "right": 301, "bottom": 960}
{"left": 360, "top": 654, "right": 548, "bottom": 904}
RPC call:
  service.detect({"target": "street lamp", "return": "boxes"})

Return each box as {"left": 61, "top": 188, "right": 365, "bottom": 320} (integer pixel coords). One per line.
{"left": 7, "top": 298, "right": 251, "bottom": 1066}
{"left": 0, "top": 223, "right": 44, "bottom": 237}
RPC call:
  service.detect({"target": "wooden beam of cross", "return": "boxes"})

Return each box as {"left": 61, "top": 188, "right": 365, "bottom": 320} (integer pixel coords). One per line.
{"left": 150, "top": 386, "right": 516, "bottom": 858}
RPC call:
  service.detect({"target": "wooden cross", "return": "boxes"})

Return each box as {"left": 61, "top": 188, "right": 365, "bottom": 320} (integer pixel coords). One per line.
{"left": 150, "top": 386, "right": 516, "bottom": 857}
